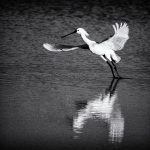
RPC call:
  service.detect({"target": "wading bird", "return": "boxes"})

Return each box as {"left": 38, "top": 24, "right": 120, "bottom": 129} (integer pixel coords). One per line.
{"left": 43, "top": 22, "right": 129, "bottom": 78}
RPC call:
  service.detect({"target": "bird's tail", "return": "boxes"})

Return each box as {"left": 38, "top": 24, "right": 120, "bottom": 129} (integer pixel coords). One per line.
{"left": 111, "top": 53, "right": 121, "bottom": 63}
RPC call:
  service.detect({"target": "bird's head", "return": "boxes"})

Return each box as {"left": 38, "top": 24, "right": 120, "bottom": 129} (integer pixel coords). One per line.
{"left": 76, "top": 28, "right": 89, "bottom": 36}
{"left": 61, "top": 28, "right": 89, "bottom": 38}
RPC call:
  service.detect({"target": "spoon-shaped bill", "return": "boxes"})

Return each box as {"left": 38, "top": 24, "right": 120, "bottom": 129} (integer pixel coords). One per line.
{"left": 61, "top": 30, "right": 76, "bottom": 38}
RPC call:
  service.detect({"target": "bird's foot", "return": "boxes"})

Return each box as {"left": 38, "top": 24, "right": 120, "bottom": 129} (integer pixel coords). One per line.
{"left": 113, "top": 76, "right": 123, "bottom": 79}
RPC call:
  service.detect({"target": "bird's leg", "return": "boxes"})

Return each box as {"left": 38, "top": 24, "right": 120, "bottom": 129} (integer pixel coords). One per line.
{"left": 102, "top": 55, "right": 116, "bottom": 78}
{"left": 111, "top": 61, "right": 121, "bottom": 78}
{"left": 107, "top": 61, "right": 116, "bottom": 78}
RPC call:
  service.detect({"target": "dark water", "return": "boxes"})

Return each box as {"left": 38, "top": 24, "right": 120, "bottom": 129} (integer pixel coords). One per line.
{"left": 0, "top": 0, "right": 150, "bottom": 149}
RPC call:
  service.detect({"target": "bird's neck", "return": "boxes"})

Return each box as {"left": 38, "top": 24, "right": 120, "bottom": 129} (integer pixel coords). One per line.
{"left": 81, "top": 33, "right": 95, "bottom": 45}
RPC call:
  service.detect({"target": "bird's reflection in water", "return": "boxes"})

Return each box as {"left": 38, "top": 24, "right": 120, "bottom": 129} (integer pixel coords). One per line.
{"left": 73, "top": 79, "right": 124, "bottom": 143}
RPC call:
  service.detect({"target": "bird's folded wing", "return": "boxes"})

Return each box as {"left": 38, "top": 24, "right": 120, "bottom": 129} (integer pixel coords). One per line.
{"left": 43, "top": 43, "right": 89, "bottom": 52}
{"left": 108, "top": 22, "right": 129, "bottom": 51}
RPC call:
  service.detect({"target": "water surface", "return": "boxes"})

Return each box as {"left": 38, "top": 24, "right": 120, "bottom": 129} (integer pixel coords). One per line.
{"left": 0, "top": 0, "right": 150, "bottom": 149}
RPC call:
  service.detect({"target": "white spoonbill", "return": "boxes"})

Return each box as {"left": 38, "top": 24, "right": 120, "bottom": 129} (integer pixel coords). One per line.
{"left": 43, "top": 22, "right": 129, "bottom": 78}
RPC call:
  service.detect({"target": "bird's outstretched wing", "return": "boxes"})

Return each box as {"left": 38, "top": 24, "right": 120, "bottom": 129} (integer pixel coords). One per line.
{"left": 43, "top": 43, "right": 89, "bottom": 52}
{"left": 107, "top": 22, "right": 129, "bottom": 51}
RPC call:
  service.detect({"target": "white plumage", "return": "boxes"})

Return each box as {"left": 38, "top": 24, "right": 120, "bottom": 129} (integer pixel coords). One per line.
{"left": 109, "top": 22, "right": 129, "bottom": 51}
{"left": 43, "top": 43, "right": 87, "bottom": 52}
{"left": 43, "top": 22, "right": 129, "bottom": 78}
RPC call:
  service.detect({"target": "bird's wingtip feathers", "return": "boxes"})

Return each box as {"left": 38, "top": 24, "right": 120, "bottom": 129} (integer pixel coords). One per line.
{"left": 43, "top": 43, "right": 51, "bottom": 50}
{"left": 113, "top": 22, "right": 129, "bottom": 37}
{"left": 43, "top": 43, "right": 62, "bottom": 52}
{"left": 109, "top": 22, "right": 129, "bottom": 51}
